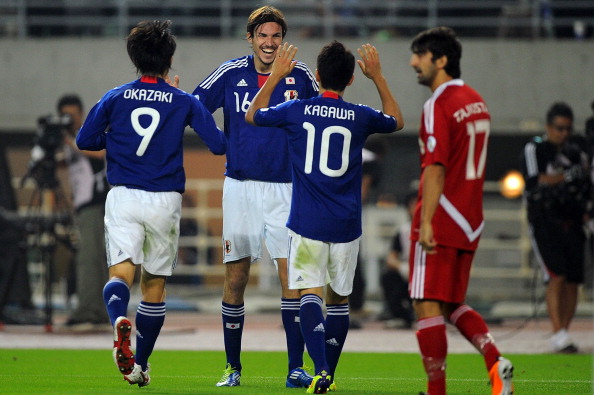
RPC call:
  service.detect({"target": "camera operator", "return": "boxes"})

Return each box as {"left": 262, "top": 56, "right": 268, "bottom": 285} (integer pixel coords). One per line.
{"left": 521, "top": 102, "right": 592, "bottom": 353}
{"left": 57, "top": 94, "right": 110, "bottom": 330}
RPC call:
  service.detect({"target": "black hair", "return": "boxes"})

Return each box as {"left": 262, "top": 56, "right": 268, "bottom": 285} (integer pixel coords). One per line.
{"left": 56, "top": 94, "right": 83, "bottom": 112}
{"left": 127, "top": 20, "right": 176, "bottom": 76}
{"left": 246, "top": 6, "right": 287, "bottom": 39}
{"left": 317, "top": 41, "right": 355, "bottom": 92}
{"left": 546, "top": 102, "right": 574, "bottom": 124}
{"left": 410, "top": 26, "right": 462, "bottom": 79}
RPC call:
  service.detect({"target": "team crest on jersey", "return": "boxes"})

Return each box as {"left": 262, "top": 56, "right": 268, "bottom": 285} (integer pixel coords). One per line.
{"left": 427, "top": 136, "right": 437, "bottom": 153}
{"left": 284, "top": 90, "right": 298, "bottom": 102}
{"left": 224, "top": 240, "right": 232, "bottom": 254}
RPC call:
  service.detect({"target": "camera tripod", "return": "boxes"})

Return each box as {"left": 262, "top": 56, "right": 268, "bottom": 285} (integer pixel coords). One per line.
{"left": 20, "top": 156, "right": 74, "bottom": 332}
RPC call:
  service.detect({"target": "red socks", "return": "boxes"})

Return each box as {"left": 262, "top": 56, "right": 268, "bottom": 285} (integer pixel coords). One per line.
{"left": 416, "top": 316, "right": 447, "bottom": 395}
{"left": 450, "top": 304, "right": 500, "bottom": 371}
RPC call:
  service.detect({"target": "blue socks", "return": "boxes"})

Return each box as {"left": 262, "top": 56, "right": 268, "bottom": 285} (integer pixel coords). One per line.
{"left": 281, "top": 298, "right": 305, "bottom": 371}
{"left": 222, "top": 302, "right": 245, "bottom": 371}
{"left": 134, "top": 301, "right": 166, "bottom": 371}
{"left": 103, "top": 278, "right": 130, "bottom": 325}
{"left": 300, "top": 294, "right": 328, "bottom": 375}
{"left": 325, "top": 303, "right": 349, "bottom": 378}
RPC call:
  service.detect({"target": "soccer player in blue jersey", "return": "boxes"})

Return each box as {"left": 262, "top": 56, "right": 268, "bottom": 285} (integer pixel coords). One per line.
{"left": 191, "top": 6, "right": 318, "bottom": 388}
{"left": 246, "top": 41, "right": 404, "bottom": 394}
{"left": 76, "top": 20, "right": 225, "bottom": 387}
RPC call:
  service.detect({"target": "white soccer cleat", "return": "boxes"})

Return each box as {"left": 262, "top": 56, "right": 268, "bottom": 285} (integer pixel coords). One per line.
{"left": 124, "top": 363, "right": 150, "bottom": 387}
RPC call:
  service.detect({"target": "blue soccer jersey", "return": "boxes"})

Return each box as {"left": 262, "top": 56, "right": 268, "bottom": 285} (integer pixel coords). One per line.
{"left": 193, "top": 55, "right": 318, "bottom": 182}
{"left": 77, "top": 76, "right": 226, "bottom": 193}
{"left": 254, "top": 91, "right": 397, "bottom": 243}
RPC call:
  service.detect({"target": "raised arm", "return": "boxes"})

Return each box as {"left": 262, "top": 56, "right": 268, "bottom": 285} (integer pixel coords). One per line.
{"left": 245, "top": 42, "right": 298, "bottom": 125}
{"left": 357, "top": 44, "right": 404, "bottom": 131}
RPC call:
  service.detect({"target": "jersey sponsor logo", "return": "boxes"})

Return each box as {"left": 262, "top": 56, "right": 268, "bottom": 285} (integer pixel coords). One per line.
{"left": 123, "top": 88, "right": 173, "bottom": 103}
{"left": 285, "top": 77, "right": 295, "bottom": 84}
{"left": 224, "top": 240, "right": 232, "bottom": 254}
{"left": 284, "top": 90, "right": 298, "bottom": 102}
{"left": 304, "top": 105, "right": 355, "bottom": 120}
{"left": 118, "top": 250, "right": 123, "bottom": 257}
{"left": 225, "top": 322, "right": 241, "bottom": 329}
{"left": 296, "top": 275, "right": 304, "bottom": 281}
{"left": 236, "top": 79, "right": 248, "bottom": 87}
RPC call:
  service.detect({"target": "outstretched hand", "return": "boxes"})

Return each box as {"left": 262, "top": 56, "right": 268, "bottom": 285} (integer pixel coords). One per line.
{"left": 271, "top": 42, "right": 298, "bottom": 79}
{"left": 165, "top": 74, "right": 180, "bottom": 88}
{"left": 357, "top": 44, "right": 382, "bottom": 80}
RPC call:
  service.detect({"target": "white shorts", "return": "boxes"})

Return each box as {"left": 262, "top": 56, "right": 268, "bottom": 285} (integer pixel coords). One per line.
{"left": 287, "top": 230, "right": 360, "bottom": 296}
{"left": 104, "top": 186, "right": 182, "bottom": 276}
{"left": 222, "top": 177, "right": 291, "bottom": 264}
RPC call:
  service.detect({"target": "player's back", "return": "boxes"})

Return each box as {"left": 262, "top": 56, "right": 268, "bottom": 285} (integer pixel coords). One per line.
{"left": 79, "top": 76, "right": 209, "bottom": 193}
{"left": 258, "top": 92, "right": 396, "bottom": 243}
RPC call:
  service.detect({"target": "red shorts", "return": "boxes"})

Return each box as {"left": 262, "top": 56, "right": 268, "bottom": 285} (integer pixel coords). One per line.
{"left": 408, "top": 241, "right": 474, "bottom": 303}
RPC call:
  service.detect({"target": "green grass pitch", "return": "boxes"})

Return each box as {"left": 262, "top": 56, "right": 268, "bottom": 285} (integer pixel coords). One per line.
{"left": 0, "top": 350, "right": 592, "bottom": 394}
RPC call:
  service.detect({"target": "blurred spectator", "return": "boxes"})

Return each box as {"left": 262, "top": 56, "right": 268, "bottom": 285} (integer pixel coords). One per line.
{"left": 378, "top": 192, "right": 416, "bottom": 329}
{"left": 58, "top": 94, "right": 110, "bottom": 330}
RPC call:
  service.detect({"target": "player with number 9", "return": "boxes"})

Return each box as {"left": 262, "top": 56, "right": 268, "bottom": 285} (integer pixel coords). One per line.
{"left": 76, "top": 20, "right": 225, "bottom": 387}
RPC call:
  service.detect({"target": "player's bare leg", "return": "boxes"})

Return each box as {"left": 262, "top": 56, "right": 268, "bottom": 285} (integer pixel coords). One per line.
{"left": 277, "top": 257, "right": 299, "bottom": 299}
{"left": 223, "top": 257, "right": 251, "bottom": 304}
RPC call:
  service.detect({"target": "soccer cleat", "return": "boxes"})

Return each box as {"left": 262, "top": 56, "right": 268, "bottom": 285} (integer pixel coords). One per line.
{"left": 216, "top": 363, "right": 241, "bottom": 387}
{"left": 307, "top": 370, "right": 332, "bottom": 394}
{"left": 286, "top": 366, "right": 314, "bottom": 388}
{"left": 329, "top": 380, "right": 337, "bottom": 391}
{"left": 489, "top": 357, "right": 514, "bottom": 395}
{"left": 124, "top": 363, "right": 150, "bottom": 387}
{"left": 112, "top": 316, "right": 134, "bottom": 375}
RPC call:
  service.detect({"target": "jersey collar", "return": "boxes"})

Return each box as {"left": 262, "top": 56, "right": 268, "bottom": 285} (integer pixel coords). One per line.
{"left": 140, "top": 76, "right": 159, "bottom": 83}
{"left": 321, "top": 91, "right": 340, "bottom": 100}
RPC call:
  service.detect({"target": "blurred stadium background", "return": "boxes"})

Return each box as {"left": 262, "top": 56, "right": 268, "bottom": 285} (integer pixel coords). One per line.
{"left": 0, "top": 0, "right": 592, "bottom": 326}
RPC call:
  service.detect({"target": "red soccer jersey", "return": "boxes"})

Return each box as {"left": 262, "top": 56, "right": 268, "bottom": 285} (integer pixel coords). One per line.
{"left": 410, "top": 79, "right": 490, "bottom": 251}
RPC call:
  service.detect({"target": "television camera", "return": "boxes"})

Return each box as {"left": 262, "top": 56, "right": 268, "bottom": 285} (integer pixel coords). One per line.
{"left": 23, "top": 114, "right": 72, "bottom": 188}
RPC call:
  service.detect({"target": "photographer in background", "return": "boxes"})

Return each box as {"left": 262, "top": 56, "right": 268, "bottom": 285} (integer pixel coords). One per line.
{"left": 58, "top": 94, "right": 110, "bottom": 330}
{"left": 521, "top": 102, "right": 592, "bottom": 353}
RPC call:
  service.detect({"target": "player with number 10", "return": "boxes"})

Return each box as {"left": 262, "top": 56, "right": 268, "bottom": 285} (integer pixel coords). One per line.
{"left": 246, "top": 40, "right": 403, "bottom": 393}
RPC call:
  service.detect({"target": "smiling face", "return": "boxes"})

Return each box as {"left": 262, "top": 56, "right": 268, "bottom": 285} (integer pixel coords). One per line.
{"left": 248, "top": 22, "right": 283, "bottom": 73}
